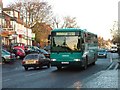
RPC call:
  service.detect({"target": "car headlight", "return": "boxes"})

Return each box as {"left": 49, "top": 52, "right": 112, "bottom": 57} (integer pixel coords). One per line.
{"left": 51, "top": 59, "right": 56, "bottom": 61}
{"left": 74, "top": 59, "right": 81, "bottom": 61}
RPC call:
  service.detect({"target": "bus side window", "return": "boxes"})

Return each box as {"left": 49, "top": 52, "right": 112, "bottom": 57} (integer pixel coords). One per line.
{"left": 82, "top": 39, "right": 85, "bottom": 51}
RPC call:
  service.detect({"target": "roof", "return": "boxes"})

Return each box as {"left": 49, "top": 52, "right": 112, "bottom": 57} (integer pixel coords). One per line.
{"left": 52, "top": 28, "right": 97, "bottom": 35}
{"left": 3, "top": 8, "right": 19, "bottom": 12}
{"left": 52, "top": 28, "right": 84, "bottom": 32}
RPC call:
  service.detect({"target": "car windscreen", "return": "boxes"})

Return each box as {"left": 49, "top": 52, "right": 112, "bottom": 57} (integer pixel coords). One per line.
{"left": 24, "top": 54, "right": 39, "bottom": 60}
{"left": 2, "top": 49, "right": 10, "bottom": 55}
{"left": 98, "top": 50, "right": 106, "bottom": 52}
{"left": 111, "top": 47, "right": 117, "bottom": 49}
{"left": 39, "top": 49, "right": 48, "bottom": 54}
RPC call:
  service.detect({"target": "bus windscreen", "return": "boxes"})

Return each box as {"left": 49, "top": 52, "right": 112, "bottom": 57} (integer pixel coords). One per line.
{"left": 51, "top": 36, "right": 81, "bottom": 52}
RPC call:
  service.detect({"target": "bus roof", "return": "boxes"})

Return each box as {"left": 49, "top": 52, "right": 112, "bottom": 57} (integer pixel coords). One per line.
{"left": 52, "top": 28, "right": 84, "bottom": 32}
{"left": 52, "top": 28, "right": 97, "bottom": 35}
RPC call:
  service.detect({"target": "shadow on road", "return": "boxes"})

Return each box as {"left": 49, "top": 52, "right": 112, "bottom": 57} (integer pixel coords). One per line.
{"left": 52, "top": 64, "right": 95, "bottom": 73}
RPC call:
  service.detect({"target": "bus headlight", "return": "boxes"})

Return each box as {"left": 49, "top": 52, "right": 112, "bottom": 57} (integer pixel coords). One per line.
{"left": 74, "top": 59, "right": 81, "bottom": 61}
{"left": 51, "top": 59, "right": 56, "bottom": 61}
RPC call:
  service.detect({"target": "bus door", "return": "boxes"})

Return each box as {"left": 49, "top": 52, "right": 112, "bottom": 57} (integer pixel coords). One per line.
{"left": 87, "top": 45, "right": 94, "bottom": 64}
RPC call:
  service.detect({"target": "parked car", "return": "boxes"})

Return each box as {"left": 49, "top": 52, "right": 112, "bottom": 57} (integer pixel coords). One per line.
{"left": 25, "top": 46, "right": 50, "bottom": 58}
{"left": 11, "top": 47, "right": 26, "bottom": 59}
{"left": 36, "top": 49, "right": 50, "bottom": 58}
{"left": 2, "top": 49, "right": 16, "bottom": 63}
{"left": 13, "top": 43, "right": 25, "bottom": 50}
{"left": 98, "top": 49, "right": 107, "bottom": 58}
{"left": 22, "top": 53, "right": 51, "bottom": 71}
{"left": 24, "top": 46, "right": 39, "bottom": 55}
{"left": 44, "top": 45, "right": 50, "bottom": 51}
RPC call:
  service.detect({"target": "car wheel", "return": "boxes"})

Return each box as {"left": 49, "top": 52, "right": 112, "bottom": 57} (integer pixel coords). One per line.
{"left": 92, "top": 61, "right": 95, "bottom": 65}
{"left": 2, "top": 58, "right": 6, "bottom": 63}
{"left": 57, "top": 66, "right": 62, "bottom": 70}
{"left": 47, "top": 64, "right": 50, "bottom": 68}
{"left": 34, "top": 67, "right": 37, "bottom": 70}
{"left": 105, "top": 55, "right": 107, "bottom": 58}
{"left": 24, "top": 67, "right": 28, "bottom": 71}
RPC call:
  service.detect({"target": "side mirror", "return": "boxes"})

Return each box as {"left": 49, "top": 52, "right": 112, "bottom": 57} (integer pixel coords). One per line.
{"left": 48, "top": 35, "right": 51, "bottom": 40}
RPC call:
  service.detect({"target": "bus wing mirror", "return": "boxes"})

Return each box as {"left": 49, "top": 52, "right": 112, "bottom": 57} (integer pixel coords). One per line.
{"left": 48, "top": 35, "right": 51, "bottom": 40}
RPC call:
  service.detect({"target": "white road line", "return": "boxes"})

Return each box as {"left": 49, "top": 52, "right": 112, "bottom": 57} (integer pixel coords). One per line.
{"left": 110, "top": 55, "right": 113, "bottom": 63}
{"left": 114, "top": 63, "right": 119, "bottom": 70}
{"left": 25, "top": 71, "right": 46, "bottom": 77}
{"left": 3, "top": 79, "right": 11, "bottom": 82}
{"left": 107, "top": 63, "right": 114, "bottom": 70}
{"left": 25, "top": 73, "right": 38, "bottom": 77}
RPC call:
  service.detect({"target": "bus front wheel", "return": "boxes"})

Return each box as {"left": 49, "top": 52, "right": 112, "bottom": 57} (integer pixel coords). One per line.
{"left": 57, "top": 66, "right": 62, "bottom": 70}
{"left": 83, "top": 57, "right": 88, "bottom": 70}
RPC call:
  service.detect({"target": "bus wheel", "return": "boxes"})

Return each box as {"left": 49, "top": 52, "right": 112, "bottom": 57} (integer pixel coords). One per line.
{"left": 83, "top": 58, "right": 88, "bottom": 70}
{"left": 57, "top": 66, "right": 62, "bottom": 70}
{"left": 92, "top": 61, "right": 96, "bottom": 65}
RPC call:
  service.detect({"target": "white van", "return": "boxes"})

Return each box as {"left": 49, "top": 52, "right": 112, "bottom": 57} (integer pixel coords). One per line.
{"left": 110, "top": 45, "right": 118, "bottom": 53}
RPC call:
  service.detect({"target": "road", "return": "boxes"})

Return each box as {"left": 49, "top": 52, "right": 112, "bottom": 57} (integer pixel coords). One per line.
{"left": 2, "top": 52, "right": 119, "bottom": 88}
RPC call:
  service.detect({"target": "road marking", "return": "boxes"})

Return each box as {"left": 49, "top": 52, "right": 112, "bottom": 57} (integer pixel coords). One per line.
{"left": 25, "top": 71, "right": 46, "bottom": 77}
{"left": 3, "top": 79, "right": 11, "bottom": 82}
{"left": 110, "top": 55, "right": 112, "bottom": 63}
{"left": 107, "top": 63, "right": 114, "bottom": 70}
{"left": 114, "top": 63, "right": 119, "bottom": 70}
{"left": 26, "top": 73, "right": 38, "bottom": 77}
{"left": 68, "top": 81, "right": 82, "bottom": 88}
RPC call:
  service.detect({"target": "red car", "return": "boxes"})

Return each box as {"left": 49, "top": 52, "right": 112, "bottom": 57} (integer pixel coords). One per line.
{"left": 13, "top": 43, "right": 25, "bottom": 50}
{"left": 12, "top": 47, "right": 26, "bottom": 59}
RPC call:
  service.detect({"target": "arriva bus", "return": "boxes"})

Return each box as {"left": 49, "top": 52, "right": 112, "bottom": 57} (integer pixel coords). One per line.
{"left": 50, "top": 28, "right": 98, "bottom": 70}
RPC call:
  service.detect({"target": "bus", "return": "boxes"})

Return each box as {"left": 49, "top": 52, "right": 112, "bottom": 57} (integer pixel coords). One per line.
{"left": 50, "top": 28, "right": 98, "bottom": 70}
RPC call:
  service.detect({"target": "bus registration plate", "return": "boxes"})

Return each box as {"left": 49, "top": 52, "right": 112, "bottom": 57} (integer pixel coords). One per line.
{"left": 61, "top": 62, "right": 69, "bottom": 64}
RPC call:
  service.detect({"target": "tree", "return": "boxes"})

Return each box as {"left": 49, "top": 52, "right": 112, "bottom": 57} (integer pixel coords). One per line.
{"left": 61, "top": 16, "right": 78, "bottom": 28}
{"left": 110, "top": 21, "right": 120, "bottom": 44}
{"left": 31, "top": 22, "right": 52, "bottom": 47}
{"left": 7, "top": 0, "right": 53, "bottom": 46}
{"left": 52, "top": 16, "right": 79, "bottom": 29}
{"left": 7, "top": 0, "right": 53, "bottom": 26}
{"left": 98, "top": 36, "right": 105, "bottom": 48}
{"left": 110, "top": 21, "right": 120, "bottom": 55}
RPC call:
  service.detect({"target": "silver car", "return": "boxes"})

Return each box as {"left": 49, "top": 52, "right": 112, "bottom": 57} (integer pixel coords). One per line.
{"left": 2, "top": 49, "right": 16, "bottom": 63}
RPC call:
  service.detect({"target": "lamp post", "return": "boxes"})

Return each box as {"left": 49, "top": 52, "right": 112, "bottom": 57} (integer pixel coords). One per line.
{"left": 0, "top": 1, "right": 2, "bottom": 64}
{"left": 0, "top": 1, "right": 2, "bottom": 89}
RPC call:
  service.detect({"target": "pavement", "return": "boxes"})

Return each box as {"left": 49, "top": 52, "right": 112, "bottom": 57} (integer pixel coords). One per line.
{"left": 81, "top": 70, "right": 118, "bottom": 88}
{"left": 81, "top": 58, "right": 120, "bottom": 88}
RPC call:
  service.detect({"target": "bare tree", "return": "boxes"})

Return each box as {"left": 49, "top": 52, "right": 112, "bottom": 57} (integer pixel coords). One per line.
{"left": 61, "top": 16, "right": 78, "bottom": 28}
{"left": 7, "top": 0, "right": 53, "bottom": 26}
{"left": 110, "top": 21, "right": 120, "bottom": 44}
{"left": 52, "top": 16, "right": 79, "bottom": 29}
{"left": 51, "top": 16, "right": 60, "bottom": 28}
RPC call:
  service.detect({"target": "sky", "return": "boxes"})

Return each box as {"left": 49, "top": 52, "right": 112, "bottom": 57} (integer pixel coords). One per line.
{"left": 2, "top": 0, "right": 119, "bottom": 40}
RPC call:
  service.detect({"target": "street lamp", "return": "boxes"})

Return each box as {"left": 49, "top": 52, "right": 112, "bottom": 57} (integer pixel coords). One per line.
{"left": 0, "top": 2, "right": 2, "bottom": 89}
{"left": 0, "top": 1, "right": 2, "bottom": 64}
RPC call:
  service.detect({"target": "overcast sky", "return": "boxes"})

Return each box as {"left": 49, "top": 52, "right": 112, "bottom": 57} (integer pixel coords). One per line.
{"left": 3, "top": 0, "right": 119, "bottom": 40}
